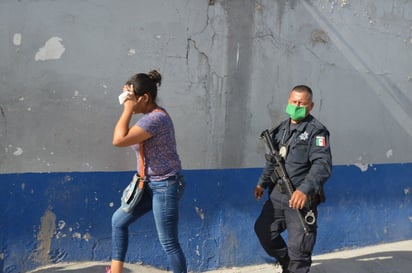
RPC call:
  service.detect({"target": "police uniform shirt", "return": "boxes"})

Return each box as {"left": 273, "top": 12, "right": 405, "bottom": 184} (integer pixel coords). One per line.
{"left": 258, "top": 115, "right": 332, "bottom": 197}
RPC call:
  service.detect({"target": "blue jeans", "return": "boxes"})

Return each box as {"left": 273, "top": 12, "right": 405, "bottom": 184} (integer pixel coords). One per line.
{"left": 111, "top": 174, "right": 187, "bottom": 273}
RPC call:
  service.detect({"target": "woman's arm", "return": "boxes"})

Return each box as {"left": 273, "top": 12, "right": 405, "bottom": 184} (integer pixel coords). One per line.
{"left": 112, "top": 110, "right": 152, "bottom": 147}
{"left": 112, "top": 85, "right": 152, "bottom": 147}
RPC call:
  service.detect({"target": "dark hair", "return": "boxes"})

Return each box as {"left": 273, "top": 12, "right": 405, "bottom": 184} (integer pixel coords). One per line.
{"left": 291, "top": 85, "right": 313, "bottom": 99}
{"left": 126, "top": 70, "right": 162, "bottom": 101}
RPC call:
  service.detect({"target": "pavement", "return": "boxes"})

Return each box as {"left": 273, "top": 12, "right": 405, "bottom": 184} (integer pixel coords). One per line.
{"left": 27, "top": 240, "right": 412, "bottom": 273}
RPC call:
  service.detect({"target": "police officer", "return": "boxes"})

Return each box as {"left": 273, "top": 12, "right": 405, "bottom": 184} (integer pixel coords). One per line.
{"left": 254, "top": 85, "right": 332, "bottom": 273}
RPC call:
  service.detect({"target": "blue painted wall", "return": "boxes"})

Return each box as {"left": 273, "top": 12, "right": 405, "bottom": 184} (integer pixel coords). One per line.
{"left": 1, "top": 163, "right": 411, "bottom": 273}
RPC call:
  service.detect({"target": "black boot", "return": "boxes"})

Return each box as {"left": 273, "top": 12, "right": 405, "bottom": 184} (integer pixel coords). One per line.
{"left": 273, "top": 248, "right": 290, "bottom": 273}
{"left": 282, "top": 267, "right": 290, "bottom": 273}
{"left": 275, "top": 262, "right": 290, "bottom": 273}
{"left": 279, "top": 256, "right": 290, "bottom": 273}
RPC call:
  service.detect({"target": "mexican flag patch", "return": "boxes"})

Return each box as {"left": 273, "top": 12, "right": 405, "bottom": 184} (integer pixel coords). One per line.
{"left": 315, "top": 136, "right": 326, "bottom": 147}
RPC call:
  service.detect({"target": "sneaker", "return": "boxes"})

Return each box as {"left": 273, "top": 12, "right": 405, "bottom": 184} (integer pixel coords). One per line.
{"left": 105, "top": 266, "right": 111, "bottom": 273}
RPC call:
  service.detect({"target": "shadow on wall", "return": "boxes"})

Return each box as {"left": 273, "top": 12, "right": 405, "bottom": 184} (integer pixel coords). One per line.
{"left": 0, "top": 163, "right": 411, "bottom": 273}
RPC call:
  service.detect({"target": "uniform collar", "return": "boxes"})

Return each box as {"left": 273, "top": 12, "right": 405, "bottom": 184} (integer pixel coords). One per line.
{"left": 288, "top": 115, "right": 313, "bottom": 133}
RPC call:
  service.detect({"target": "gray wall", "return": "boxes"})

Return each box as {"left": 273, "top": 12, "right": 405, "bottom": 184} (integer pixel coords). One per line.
{"left": 1, "top": 0, "right": 412, "bottom": 173}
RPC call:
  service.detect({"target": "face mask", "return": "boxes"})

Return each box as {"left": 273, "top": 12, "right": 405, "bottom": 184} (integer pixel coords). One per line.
{"left": 285, "top": 103, "right": 306, "bottom": 121}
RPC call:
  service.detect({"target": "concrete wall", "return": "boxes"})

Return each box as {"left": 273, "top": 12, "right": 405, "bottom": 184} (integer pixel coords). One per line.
{"left": 1, "top": 0, "right": 411, "bottom": 272}
{"left": 1, "top": 165, "right": 411, "bottom": 273}
{"left": 1, "top": 0, "right": 411, "bottom": 172}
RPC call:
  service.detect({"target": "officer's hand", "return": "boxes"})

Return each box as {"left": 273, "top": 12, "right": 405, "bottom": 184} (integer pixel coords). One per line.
{"left": 289, "top": 190, "right": 307, "bottom": 209}
{"left": 254, "top": 185, "right": 264, "bottom": 200}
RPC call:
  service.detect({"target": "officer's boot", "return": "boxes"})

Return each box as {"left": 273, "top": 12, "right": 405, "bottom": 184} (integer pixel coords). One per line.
{"left": 277, "top": 256, "right": 291, "bottom": 273}
{"left": 281, "top": 265, "right": 290, "bottom": 273}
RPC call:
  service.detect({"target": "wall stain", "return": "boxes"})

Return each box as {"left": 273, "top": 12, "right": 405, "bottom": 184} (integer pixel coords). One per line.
{"left": 221, "top": 0, "right": 254, "bottom": 168}
{"left": 311, "top": 29, "right": 329, "bottom": 45}
{"left": 30, "top": 210, "right": 56, "bottom": 265}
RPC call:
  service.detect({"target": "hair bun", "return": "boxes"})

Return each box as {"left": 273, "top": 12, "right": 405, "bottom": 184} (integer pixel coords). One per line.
{"left": 148, "top": 70, "right": 162, "bottom": 86}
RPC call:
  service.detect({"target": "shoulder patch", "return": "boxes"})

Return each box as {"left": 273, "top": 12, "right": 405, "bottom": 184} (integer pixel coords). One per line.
{"left": 315, "top": 135, "right": 326, "bottom": 147}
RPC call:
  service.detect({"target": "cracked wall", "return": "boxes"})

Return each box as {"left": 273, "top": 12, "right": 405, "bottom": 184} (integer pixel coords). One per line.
{"left": 1, "top": 0, "right": 411, "bottom": 173}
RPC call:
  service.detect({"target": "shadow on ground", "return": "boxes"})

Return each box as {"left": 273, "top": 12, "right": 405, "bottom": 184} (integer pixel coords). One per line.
{"left": 26, "top": 242, "right": 412, "bottom": 273}
{"left": 27, "top": 263, "right": 149, "bottom": 273}
{"left": 311, "top": 251, "right": 412, "bottom": 273}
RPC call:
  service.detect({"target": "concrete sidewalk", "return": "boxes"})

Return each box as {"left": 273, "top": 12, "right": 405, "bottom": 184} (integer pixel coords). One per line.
{"left": 27, "top": 240, "right": 412, "bottom": 273}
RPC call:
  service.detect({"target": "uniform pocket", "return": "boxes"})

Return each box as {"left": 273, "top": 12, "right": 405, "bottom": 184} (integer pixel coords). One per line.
{"left": 300, "top": 231, "right": 317, "bottom": 253}
{"left": 290, "top": 143, "right": 308, "bottom": 163}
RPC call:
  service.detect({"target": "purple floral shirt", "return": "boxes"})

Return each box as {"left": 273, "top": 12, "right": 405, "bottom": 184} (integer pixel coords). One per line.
{"left": 132, "top": 107, "right": 181, "bottom": 181}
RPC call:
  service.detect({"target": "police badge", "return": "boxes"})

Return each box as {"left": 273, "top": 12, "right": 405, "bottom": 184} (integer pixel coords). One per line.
{"left": 279, "top": 144, "right": 288, "bottom": 158}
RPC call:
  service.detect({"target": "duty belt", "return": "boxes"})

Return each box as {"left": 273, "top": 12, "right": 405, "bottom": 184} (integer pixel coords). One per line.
{"left": 275, "top": 182, "right": 322, "bottom": 207}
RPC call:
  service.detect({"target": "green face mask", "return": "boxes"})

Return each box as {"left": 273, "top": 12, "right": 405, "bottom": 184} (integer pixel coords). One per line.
{"left": 285, "top": 103, "right": 306, "bottom": 121}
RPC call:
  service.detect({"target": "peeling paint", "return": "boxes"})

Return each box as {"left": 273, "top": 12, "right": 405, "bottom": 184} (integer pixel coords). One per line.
{"left": 13, "top": 33, "right": 22, "bottom": 46}
{"left": 63, "top": 175, "right": 73, "bottom": 183}
{"left": 311, "top": 29, "right": 329, "bottom": 45}
{"left": 35, "top": 37, "right": 65, "bottom": 61}
{"left": 72, "top": 232, "right": 81, "bottom": 239}
{"left": 31, "top": 210, "right": 56, "bottom": 265}
{"left": 340, "top": 0, "right": 349, "bottom": 8}
{"left": 13, "top": 147, "right": 23, "bottom": 156}
{"left": 82, "top": 233, "right": 91, "bottom": 241}
{"left": 195, "top": 206, "right": 205, "bottom": 220}
{"left": 57, "top": 220, "right": 66, "bottom": 230}
{"left": 73, "top": 90, "right": 80, "bottom": 98}
{"left": 55, "top": 231, "right": 67, "bottom": 239}
{"left": 386, "top": 149, "right": 393, "bottom": 159}
{"left": 354, "top": 162, "right": 369, "bottom": 172}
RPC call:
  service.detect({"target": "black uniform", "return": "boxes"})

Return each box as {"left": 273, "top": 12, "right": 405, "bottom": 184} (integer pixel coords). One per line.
{"left": 255, "top": 115, "right": 332, "bottom": 273}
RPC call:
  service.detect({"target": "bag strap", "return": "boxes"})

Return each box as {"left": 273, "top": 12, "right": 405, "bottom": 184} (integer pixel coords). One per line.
{"left": 137, "top": 108, "right": 166, "bottom": 189}
{"left": 138, "top": 144, "right": 145, "bottom": 189}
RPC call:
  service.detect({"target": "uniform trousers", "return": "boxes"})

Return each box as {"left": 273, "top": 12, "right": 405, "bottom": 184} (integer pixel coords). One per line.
{"left": 254, "top": 189, "right": 318, "bottom": 273}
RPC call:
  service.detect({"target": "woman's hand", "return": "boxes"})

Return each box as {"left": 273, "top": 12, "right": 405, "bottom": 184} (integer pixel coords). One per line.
{"left": 113, "top": 84, "right": 152, "bottom": 147}
{"left": 122, "top": 84, "right": 137, "bottom": 114}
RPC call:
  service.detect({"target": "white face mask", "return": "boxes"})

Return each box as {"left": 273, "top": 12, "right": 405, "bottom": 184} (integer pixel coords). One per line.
{"left": 118, "top": 92, "right": 130, "bottom": 105}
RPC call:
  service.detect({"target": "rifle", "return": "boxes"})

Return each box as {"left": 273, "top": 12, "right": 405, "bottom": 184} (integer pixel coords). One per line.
{"left": 260, "top": 129, "right": 315, "bottom": 234}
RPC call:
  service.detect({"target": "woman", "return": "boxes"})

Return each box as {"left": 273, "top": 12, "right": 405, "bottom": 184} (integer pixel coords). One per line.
{"left": 108, "top": 70, "right": 187, "bottom": 273}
